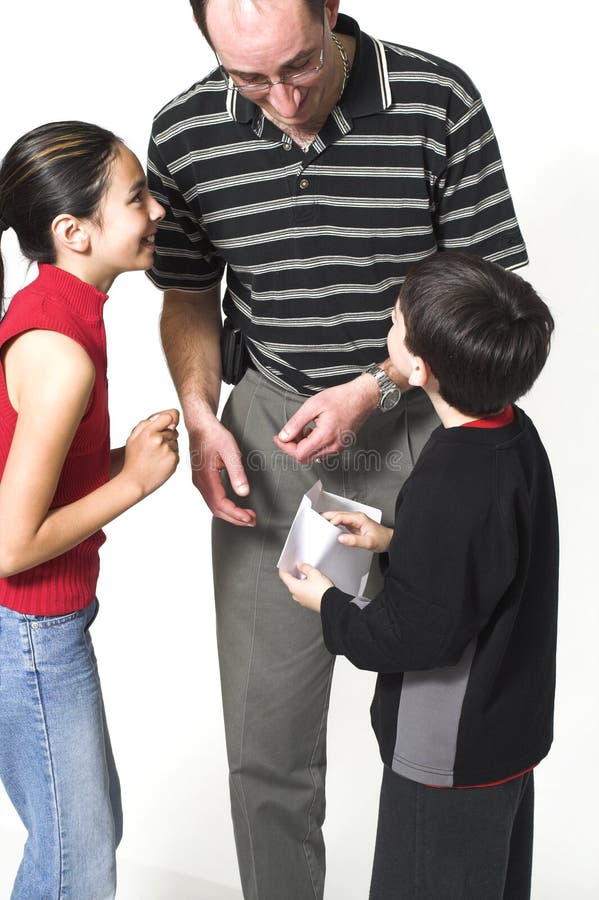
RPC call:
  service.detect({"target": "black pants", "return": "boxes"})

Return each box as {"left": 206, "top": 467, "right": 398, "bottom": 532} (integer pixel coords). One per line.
{"left": 369, "top": 765, "right": 534, "bottom": 900}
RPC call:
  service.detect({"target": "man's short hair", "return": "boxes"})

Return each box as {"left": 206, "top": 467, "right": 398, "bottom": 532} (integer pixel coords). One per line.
{"left": 190, "top": 0, "right": 325, "bottom": 48}
{"left": 399, "top": 252, "right": 554, "bottom": 417}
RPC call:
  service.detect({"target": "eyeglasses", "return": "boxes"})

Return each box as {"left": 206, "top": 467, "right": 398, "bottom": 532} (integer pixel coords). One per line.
{"left": 218, "top": 11, "right": 326, "bottom": 97}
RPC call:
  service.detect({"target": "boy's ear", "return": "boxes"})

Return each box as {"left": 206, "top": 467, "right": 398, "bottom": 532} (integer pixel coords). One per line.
{"left": 408, "top": 356, "right": 430, "bottom": 388}
{"left": 51, "top": 214, "right": 91, "bottom": 254}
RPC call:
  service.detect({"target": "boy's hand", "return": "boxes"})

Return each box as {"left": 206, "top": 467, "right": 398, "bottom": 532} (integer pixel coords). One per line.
{"left": 322, "top": 511, "right": 393, "bottom": 554}
{"left": 278, "top": 563, "right": 333, "bottom": 613}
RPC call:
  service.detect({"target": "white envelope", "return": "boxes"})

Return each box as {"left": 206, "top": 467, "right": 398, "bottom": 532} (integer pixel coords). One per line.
{"left": 277, "top": 480, "right": 382, "bottom": 597}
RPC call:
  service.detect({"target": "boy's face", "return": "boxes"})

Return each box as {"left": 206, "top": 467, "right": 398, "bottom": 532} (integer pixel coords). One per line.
{"left": 387, "top": 297, "right": 415, "bottom": 379}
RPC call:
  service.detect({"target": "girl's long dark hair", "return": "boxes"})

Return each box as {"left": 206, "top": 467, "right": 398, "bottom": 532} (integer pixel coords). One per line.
{"left": 0, "top": 121, "right": 121, "bottom": 315}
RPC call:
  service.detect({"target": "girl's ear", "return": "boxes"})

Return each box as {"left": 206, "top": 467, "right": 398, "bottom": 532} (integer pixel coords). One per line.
{"left": 51, "top": 214, "right": 91, "bottom": 255}
{"left": 408, "top": 356, "right": 430, "bottom": 388}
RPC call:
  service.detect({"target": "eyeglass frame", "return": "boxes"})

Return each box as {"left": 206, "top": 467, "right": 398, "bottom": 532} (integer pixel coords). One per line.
{"left": 216, "top": 9, "right": 326, "bottom": 96}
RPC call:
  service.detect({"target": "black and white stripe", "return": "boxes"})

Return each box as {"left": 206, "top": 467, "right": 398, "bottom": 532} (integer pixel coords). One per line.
{"left": 147, "top": 14, "right": 528, "bottom": 395}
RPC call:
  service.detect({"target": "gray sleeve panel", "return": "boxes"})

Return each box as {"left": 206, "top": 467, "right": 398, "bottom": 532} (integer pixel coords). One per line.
{"left": 350, "top": 595, "right": 372, "bottom": 610}
{"left": 391, "top": 637, "right": 477, "bottom": 787}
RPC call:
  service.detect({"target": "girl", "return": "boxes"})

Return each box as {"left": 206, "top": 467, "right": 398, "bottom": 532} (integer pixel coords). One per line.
{"left": 0, "top": 121, "right": 179, "bottom": 899}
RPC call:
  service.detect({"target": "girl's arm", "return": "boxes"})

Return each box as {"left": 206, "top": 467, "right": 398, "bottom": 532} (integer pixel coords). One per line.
{"left": 0, "top": 330, "right": 178, "bottom": 578}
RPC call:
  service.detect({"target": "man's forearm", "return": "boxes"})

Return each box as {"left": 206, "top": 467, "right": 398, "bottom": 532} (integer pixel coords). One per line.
{"left": 160, "top": 287, "right": 223, "bottom": 425}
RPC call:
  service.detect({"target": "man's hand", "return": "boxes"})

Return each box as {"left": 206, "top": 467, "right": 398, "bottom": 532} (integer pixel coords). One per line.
{"left": 189, "top": 416, "right": 256, "bottom": 527}
{"left": 273, "top": 375, "right": 379, "bottom": 464}
{"left": 159, "top": 287, "right": 254, "bottom": 523}
{"left": 278, "top": 563, "right": 334, "bottom": 613}
{"left": 322, "top": 511, "right": 393, "bottom": 554}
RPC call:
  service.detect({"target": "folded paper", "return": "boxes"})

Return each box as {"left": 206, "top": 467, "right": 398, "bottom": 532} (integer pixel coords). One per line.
{"left": 277, "top": 480, "right": 382, "bottom": 596}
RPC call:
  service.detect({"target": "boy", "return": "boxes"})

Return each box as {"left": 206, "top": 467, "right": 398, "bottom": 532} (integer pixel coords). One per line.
{"left": 279, "top": 251, "right": 558, "bottom": 900}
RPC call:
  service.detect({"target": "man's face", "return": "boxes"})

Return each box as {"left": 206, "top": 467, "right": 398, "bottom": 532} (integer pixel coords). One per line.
{"left": 206, "top": 0, "right": 340, "bottom": 129}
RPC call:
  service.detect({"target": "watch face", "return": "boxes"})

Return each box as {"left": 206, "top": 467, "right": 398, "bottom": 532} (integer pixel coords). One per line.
{"left": 381, "top": 388, "right": 401, "bottom": 411}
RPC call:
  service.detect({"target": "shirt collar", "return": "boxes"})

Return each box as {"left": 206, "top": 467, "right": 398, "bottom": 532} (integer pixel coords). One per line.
{"left": 462, "top": 406, "right": 516, "bottom": 429}
{"left": 336, "top": 14, "right": 393, "bottom": 118}
{"left": 36, "top": 264, "right": 108, "bottom": 320}
{"left": 225, "top": 14, "right": 392, "bottom": 126}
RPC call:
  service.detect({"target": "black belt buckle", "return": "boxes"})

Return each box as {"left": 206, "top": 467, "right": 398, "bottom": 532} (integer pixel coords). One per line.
{"left": 221, "top": 318, "right": 249, "bottom": 385}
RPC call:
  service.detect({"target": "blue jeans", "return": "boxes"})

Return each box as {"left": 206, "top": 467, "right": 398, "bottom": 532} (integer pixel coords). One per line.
{"left": 0, "top": 599, "right": 122, "bottom": 899}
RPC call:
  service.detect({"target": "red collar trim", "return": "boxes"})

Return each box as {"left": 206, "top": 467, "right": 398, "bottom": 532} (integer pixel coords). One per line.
{"left": 462, "top": 405, "right": 514, "bottom": 429}
{"left": 425, "top": 764, "right": 536, "bottom": 790}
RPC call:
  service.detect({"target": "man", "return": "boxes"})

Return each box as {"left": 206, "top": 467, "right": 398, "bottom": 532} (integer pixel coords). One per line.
{"left": 147, "top": 2, "right": 528, "bottom": 897}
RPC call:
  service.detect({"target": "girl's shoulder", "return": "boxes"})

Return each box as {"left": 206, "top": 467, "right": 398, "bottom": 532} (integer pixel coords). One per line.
{"left": 2, "top": 329, "right": 95, "bottom": 416}
{"left": 1, "top": 269, "right": 105, "bottom": 361}
{"left": 1, "top": 279, "right": 62, "bottom": 344}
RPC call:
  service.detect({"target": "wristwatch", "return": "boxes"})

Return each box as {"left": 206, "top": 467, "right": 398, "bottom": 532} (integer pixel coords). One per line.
{"left": 364, "top": 363, "right": 401, "bottom": 412}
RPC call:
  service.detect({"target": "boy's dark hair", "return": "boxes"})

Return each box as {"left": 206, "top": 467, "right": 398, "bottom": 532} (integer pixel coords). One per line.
{"left": 190, "top": 0, "right": 324, "bottom": 48}
{"left": 0, "top": 121, "right": 120, "bottom": 315}
{"left": 399, "top": 251, "right": 554, "bottom": 417}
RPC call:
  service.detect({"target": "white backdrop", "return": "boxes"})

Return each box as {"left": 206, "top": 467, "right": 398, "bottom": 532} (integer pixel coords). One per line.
{"left": 1, "top": 2, "right": 597, "bottom": 898}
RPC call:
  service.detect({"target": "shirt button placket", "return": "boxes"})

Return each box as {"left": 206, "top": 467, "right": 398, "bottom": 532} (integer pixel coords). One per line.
{"left": 295, "top": 170, "right": 316, "bottom": 226}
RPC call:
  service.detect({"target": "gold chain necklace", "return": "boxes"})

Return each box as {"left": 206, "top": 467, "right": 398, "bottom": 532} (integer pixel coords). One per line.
{"left": 332, "top": 32, "right": 350, "bottom": 101}
{"left": 279, "top": 32, "right": 351, "bottom": 150}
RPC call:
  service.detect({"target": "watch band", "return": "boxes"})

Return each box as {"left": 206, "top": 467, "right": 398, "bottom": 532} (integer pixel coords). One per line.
{"left": 364, "top": 363, "right": 401, "bottom": 411}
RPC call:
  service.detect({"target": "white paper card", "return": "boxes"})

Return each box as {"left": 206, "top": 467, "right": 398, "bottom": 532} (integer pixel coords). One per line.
{"left": 277, "top": 481, "right": 382, "bottom": 596}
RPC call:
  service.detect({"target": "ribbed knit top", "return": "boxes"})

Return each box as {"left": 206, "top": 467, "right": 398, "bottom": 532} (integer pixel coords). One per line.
{"left": 0, "top": 264, "right": 110, "bottom": 614}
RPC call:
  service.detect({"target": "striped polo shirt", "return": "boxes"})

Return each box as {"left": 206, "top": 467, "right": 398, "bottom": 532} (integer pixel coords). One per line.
{"left": 147, "top": 13, "right": 528, "bottom": 395}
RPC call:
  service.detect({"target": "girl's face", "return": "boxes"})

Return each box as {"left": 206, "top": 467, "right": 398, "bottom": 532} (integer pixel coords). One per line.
{"left": 87, "top": 144, "right": 164, "bottom": 290}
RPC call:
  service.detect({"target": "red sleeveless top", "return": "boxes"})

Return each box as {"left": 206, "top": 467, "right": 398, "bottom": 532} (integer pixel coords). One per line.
{"left": 0, "top": 264, "right": 110, "bottom": 614}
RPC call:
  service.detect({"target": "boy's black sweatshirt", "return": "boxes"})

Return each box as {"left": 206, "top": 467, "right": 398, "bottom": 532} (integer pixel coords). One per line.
{"left": 321, "top": 407, "right": 559, "bottom": 786}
